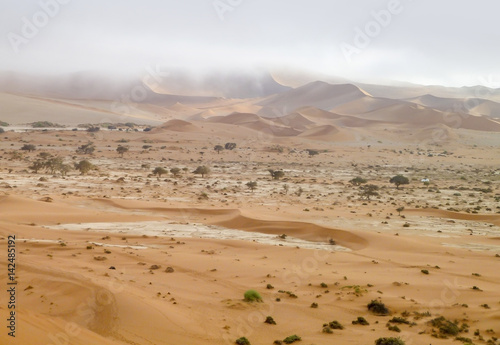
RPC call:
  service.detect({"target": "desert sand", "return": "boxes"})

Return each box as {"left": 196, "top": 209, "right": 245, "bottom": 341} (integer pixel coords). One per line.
{"left": 0, "top": 78, "right": 499, "bottom": 345}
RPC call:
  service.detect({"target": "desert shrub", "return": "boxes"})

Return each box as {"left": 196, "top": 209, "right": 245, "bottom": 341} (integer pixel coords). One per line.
{"left": 266, "top": 284, "right": 274, "bottom": 289}
{"left": 243, "top": 290, "right": 262, "bottom": 302}
{"left": 455, "top": 336, "right": 473, "bottom": 343}
{"left": 225, "top": 142, "right": 236, "bottom": 150}
{"left": 389, "top": 317, "right": 410, "bottom": 324}
{"left": 421, "top": 269, "right": 429, "bottom": 274}
{"left": 387, "top": 325, "right": 401, "bottom": 332}
{"left": 264, "top": 316, "right": 276, "bottom": 325}
{"left": 310, "top": 302, "right": 318, "bottom": 308}
{"left": 87, "top": 126, "right": 100, "bottom": 132}
{"left": 352, "top": 316, "right": 369, "bottom": 325}
{"left": 235, "top": 337, "right": 250, "bottom": 345}
{"left": 0, "top": 127, "right": 4, "bottom": 133}
{"left": 375, "top": 337, "right": 405, "bottom": 345}
{"left": 328, "top": 321, "right": 344, "bottom": 330}
{"left": 283, "top": 335, "right": 301, "bottom": 344}
{"left": 368, "top": 300, "right": 389, "bottom": 315}
{"left": 193, "top": 166, "right": 211, "bottom": 178}
{"left": 430, "top": 316, "right": 459, "bottom": 336}
{"left": 31, "top": 121, "right": 61, "bottom": 128}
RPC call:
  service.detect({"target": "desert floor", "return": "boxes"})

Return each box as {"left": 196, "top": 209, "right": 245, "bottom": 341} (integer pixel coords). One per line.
{"left": 0, "top": 127, "right": 499, "bottom": 345}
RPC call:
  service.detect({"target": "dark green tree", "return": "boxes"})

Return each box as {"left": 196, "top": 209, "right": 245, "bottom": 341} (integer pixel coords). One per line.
{"left": 390, "top": 175, "right": 410, "bottom": 189}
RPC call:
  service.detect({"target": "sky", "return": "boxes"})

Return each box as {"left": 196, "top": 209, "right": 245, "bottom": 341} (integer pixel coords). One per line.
{"left": 0, "top": 0, "right": 499, "bottom": 87}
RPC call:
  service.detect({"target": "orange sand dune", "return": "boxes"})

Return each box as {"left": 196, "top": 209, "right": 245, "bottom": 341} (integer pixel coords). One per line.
{"left": 332, "top": 96, "right": 403, "bottom": 115}
{"left": 207, "top": 112, "right": 301, "bottom": 137}
{"left": 298, "top": 125, "right": 354, "bottom": 142}
{"left": 266, "top": 112, "right": 316, "bottom": 130}
{"left": 0, "top": 195, "right": 159, "bottom": 224}
{"left": 90, "top": 198, "right": 367, "bottom": 249}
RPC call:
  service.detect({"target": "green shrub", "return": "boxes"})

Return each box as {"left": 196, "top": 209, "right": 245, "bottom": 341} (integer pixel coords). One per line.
{"left": 243, "top": 290, "right": 262, "bottom": 302}
{"left": 235, "top": 337, "right": 250, "bottom": 345}
{"left": 265, "top": 316, "right": 276, "bottom": 325}
{"left": 283, "top": 335, "right": 301, "bottom": 344}
{"left": 387, "top": 325, "right": 401, "bottom": 332}
{"left": 375, "top": 337, "right": 405, "bottom": 345}
{"left": 328, "top": 321, "right": 344, "bottom": 330}
{"left": 367, "top": 300, "right": 389, "bottom": 315}
{"left": 389, "top": 317, "right": 410, "bottom": 324}
{"left": 352, "top": 316, "right": 369, "bottom": 325}
{"left": 430, "top": 316, "right": 459, "bottom": 336}
{"left": 421, "top": 269, "right": 429, "bottom": 275}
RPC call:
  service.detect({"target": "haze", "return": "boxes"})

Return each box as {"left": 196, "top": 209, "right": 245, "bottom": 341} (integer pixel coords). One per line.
{"left": 1, "top": 0, "right": 500, "bottom": 87}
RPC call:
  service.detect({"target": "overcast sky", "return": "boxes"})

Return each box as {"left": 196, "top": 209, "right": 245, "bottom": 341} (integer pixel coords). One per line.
{"left": 0, "top": 0, "right": 499, "bottom": 87}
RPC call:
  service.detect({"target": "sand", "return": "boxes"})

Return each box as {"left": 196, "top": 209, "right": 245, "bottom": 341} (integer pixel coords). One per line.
{"left": 0, "top": 79, "right": 499, "bottom": 345}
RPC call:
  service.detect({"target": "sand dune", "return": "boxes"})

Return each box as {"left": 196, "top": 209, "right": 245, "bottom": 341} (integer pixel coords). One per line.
{"left": 298, "top": 124, "right": 354, "bottom": 141}
{"left": 0, "top": 93, "right": 162, "bottom": 126}
{"left": 266, "top": 112, "right": 316, "bottom": 130}
{"left": 406, "top": 94, "right": 500, "bottom": 119}
{"left": 206, "top": 112, "right": 301, "bottom": 137}
{"left": 332, "top": 96, "right": 403, "bottom": 115}
{"left": 295, "top": 106, "right": 344, "bottom": 120}
{"left": 152, "top": 119, "right": 202, "bottom": 133}
{"left": 259, "top": 81, "right": 370, "bottom": 112}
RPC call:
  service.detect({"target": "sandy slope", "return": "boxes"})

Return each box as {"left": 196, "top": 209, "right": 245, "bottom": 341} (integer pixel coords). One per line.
{"left": 0, "top": 195, "right": 499, "bottom": 345}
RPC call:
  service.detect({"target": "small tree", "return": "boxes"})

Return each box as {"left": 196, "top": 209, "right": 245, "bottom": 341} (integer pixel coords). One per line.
{"left": 214, "top": 145, "right": 224, "bottom": 154}
{"left": 390, "top": 175, "right": 409, "bottom": 189}
{"left": 306, "top": 149, "right": 319, "bottom": 156}
{"left": 246, "top": 181, "right": 257, "bottom": 192}
{"left": 396, "top": 206, "right": 405, "bottom": 216}
{"left": 360, "top": 184, "right": 379, "bottom": 200}
{"left": 44, "top": 156, "right": 64, "bottom": 174}
{"left": 350, "top": 177, "right": 367, "bottom": 186}
{"left": 77, "top": 142, "right": 95, "bottom": 155}
{"left": 59, "top": 164, "right": 72, "bottom": 177}
{"left": 170, "top": 167, "right": 181, "bottom": 177}
{"left": 87, "top": 126, "right": 100, "bottom": 132}
{"left": 225, "top": 142, "right": 236, "bottom": 150}
{"left": 74, "top": 160, "right": 95, "bottom": 175}
{"left": 116, "top": 145, "right": 129, "bottom": 157}
{"left": 21, "top": 144, "right": 36, "bottom": 152}
{"left": 29, "top": 159, "right": 44, "bottom": 173}
{"left": 152, "top": 167, "right": 168, "bottom": 177}
{"left": 193, "top": 166, "right": 210, "bottom": 178}
{"left": 268, "top": 169, "right": 285, "bottom": 180}
{"left": 0, "top": 127, "right": 4, "bottom": 134}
